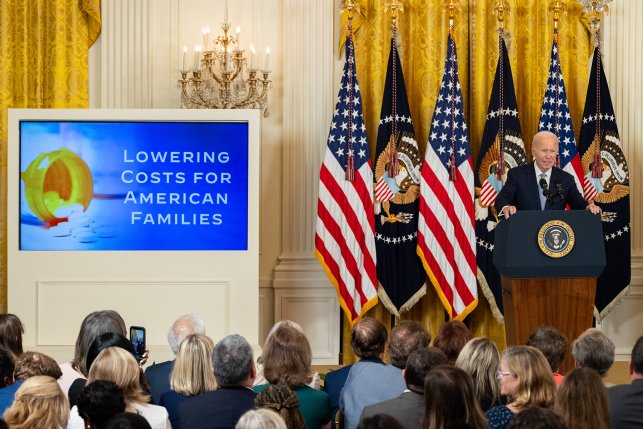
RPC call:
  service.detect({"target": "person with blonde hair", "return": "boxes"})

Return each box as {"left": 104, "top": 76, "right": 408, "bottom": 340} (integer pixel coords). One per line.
{"left": 160, "top": 334, "right": 218, "bottom": 428}
{"left": 67, "top": 347, "right": 171, "bottom": 429}
{"left": 555, "top": 367, "right": 609, "bottom": 429}
{"left": 3, "top": 375, "right": 69, "bottom": 429}
{"left": 236, "top": 409, "right": 286, "bottom": 429}
{"left": 456, "top": 337, "right": 504, "bottom": 412}
{"left": 485, "top": 346, "right": 556, "bottom": 429}
{"left": 254, "top": 325, "right": 331, "bottom": 429}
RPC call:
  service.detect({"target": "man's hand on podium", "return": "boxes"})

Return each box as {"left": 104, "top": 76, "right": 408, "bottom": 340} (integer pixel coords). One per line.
{"left": 502, "top": 206, "right": 517, "bottom": 218}
{"left": 586, "top": 204, "right": 602, "bottom": 215}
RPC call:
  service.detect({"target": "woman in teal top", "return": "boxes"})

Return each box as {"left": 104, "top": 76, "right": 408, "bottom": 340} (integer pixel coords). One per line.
{"left": 253, "top": 323, "right": 332, "bottom": 429}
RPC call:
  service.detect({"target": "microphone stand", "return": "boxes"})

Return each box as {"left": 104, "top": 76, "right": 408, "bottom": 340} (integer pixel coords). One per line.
{"left": 540, "top": 179, "right": 556, "bottom": 209}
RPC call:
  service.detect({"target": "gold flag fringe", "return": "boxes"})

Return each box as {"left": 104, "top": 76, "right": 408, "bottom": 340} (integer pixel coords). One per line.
{"left": 595, "top": 284, "right": 631, "bottom": 324}
{"left": 476, "top": 266, "right": 505, "bottom": 325}
{"left": 377, "top": 282, "right": 427, "bottom": 319}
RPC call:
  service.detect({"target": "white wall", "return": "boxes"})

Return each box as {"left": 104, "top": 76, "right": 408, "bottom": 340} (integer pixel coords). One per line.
{"left": 597, "top": 0, "right": 643, "bottom": 361}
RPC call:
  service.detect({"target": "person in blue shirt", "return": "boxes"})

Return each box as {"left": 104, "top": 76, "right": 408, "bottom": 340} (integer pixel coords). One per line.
{"left": 159, "top": 334, "right": 218, "bottom": 429}
{"left": 0, "top": 351, "right": 63, "bottom": 416}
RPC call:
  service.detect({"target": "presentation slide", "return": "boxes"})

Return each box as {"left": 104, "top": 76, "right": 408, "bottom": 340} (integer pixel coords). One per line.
{"left": 20, "top": 121, "right": 249, "bottom": 251}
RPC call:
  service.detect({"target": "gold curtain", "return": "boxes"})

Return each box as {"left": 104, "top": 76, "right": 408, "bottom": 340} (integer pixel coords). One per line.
{"left": 0, "top": 0, "right": 101, "bottom": 312}
{"left": 341, "top": 0, "right": 591, "bottom": 364}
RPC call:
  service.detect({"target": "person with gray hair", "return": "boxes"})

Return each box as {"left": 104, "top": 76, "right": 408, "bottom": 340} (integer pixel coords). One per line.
{"left": 145, "top": 314, "right": 206, "bottom": 404}
{"left": 254, "top": 321, "right": 320, "bottom": 389}
{"left": 178, "top": 334, "right": 257, "bottom": 429}
{"left": 495, "top": 130, "right": 601, "bottom": 217}
{"left": 572, "top": 328, "right": 616, "bottom": 387}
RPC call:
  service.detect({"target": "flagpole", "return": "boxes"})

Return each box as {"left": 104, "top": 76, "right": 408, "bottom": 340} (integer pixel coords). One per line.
{"left": 385, "top": 0, "right": 405, "bottom": 178}
{"left": 493, "top": 0, "right": 510, "bottom": 181}
{"left": 549, "top": 0, "right": 568, "bottom": 169}
{"left": 341, "top": 0, "right": 358, "bottom": 182}
{"left": 443, "top": 0, "right": 462, "bottom": 181}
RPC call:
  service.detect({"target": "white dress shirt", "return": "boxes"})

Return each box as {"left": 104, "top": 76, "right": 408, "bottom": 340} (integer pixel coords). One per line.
{"left": 534, "top": 163, "right": 552, "bottom": 189}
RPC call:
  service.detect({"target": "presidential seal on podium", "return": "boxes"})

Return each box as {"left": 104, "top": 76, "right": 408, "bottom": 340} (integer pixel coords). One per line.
{"left": 538, "top": 220, "right": 575, "bottom": 258}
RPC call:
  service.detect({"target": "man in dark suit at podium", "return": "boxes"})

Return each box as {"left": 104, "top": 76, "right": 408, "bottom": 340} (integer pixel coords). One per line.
{"left": 495, "top": 131, "right": 601, "bottom": 217}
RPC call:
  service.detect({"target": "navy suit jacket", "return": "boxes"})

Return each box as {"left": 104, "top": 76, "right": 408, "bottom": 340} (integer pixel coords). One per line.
{"left": 323, "top": 364, "right": 352, "bottom": 429}
{"left": 159, "top": 390, "right": 189, "bottom": 429}
{"left": 145, "top": 360, "right": 175, "bottom": 405}
{"left": 495, "top": 163, "right": 588, "bottom": 213}
{"left": 178, "top": 385, "right": 256, "bottom": 429}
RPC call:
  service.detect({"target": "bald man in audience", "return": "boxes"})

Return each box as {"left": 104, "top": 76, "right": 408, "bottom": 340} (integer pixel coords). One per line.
{"left": 145, "top": 314, "right": 206, "bottom": 404}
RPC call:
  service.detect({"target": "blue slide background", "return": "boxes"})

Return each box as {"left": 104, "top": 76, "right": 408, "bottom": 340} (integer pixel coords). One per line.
{"left": 20, "top": 121, "right": 249, "bottom": 251}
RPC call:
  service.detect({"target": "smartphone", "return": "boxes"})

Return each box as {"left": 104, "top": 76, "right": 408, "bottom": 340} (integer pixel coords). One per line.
{"left": 130, "top": 326, "right": 146, "bottom": 362}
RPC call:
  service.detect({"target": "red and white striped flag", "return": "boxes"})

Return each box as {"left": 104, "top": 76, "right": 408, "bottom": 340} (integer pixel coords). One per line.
{"left": 315, "top": 31, "right": 377, "bottom": 326}
{"left": 417, "top": 31, "right": 477, "bottom": 320}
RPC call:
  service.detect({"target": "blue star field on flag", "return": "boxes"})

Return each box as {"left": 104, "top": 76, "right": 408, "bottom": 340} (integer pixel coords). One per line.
{"left": 427, "top": 33, "right": 471, "bottom": 173}
{"left": 538, "top": 34, "right": 577, "bottom": 168}
{"left": 327, "top": 35, "right": 369, "bottom": 174}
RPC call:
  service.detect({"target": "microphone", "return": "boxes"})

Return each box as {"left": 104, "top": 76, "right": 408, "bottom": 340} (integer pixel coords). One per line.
{"left": 554, "top": 179, "right": 564, "bottom": 199}
{"left": 540, "top": 178, "right": 555, "bottom": 209}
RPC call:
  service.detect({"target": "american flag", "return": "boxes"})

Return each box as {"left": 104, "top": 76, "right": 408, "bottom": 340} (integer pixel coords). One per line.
{"left": 538, "top": 31, "right": 590, "bottom": 199}
{"left": 315, "top": 32, "right": 378, "bottom": 326}
{"left": 417, "top": 32, "right": 477, "bottom": 320}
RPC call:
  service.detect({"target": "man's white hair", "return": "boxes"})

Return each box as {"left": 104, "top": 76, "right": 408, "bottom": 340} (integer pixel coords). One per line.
{"left": 167, "top": 314, "right": 206, "bottom": 355}
{"left": 532, "top": 130, "right": 559, "bottom": 149}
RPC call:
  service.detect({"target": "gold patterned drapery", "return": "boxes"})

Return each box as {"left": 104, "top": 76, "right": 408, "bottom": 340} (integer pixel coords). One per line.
{"left": 0, "top": 0, "right": 100, "bottom": 312}
{"left": 340, "top": 0, "right": 591, "bottom": 364}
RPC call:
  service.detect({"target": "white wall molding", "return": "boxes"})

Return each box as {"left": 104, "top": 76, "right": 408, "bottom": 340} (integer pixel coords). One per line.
{"left": 597, "top": 0, "right": 643, "bottom": 361}
{"left": 274, "top": 0, "right": 338, "bottom": 364}
{"left": 100, "top": 0, "right": 153, "bottom": 108}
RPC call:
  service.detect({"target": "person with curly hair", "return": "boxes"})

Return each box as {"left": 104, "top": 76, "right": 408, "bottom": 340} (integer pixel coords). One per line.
{"left": 525, "top": 326, "right": 568, "bottom": 386}
{"left": 508, "top": 407, "right": 565, "bottom": 429}
{"left": 254, "top": 385, "right": 306, "bottom": 429}
{"left": 3, "top": 375, "right": 69, "bottom": 429}
{"left": 77, "top": 380, "right": 127, "bottom": 429}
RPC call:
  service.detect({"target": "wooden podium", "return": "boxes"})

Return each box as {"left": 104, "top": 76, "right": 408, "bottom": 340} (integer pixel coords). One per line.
{"left": 493, "top": 211, "right": 606, "bottom": 374}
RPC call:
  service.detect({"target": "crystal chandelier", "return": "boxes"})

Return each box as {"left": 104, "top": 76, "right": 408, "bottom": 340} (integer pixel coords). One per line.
{"left": 576, "top": 0, "right": 612, "bottom": 31}
{"left": 178, "top": 7, "right": 273, "bottom": 115}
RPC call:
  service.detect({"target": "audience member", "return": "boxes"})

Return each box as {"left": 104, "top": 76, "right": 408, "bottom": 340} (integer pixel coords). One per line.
{"left": 360, "top": 347, "right": 447, "bottom": 428}
{"left": 525, "top": 326, "right": 569, "bottom": 386}
{"left": 77, "top": 380, "right": 127, "bottom": 429}
{"left": 339, "top": 317, "right": 406, "bottom": 429}
{"left": 608, "top": 334, "right": 643, "bottom": 428}
{"left": 59, "top": 310, "right": 127, "bottom": 396}
{"left": 572, "top": 328, "right": 615, "bottom": 387}
{"left": 456, "top": 337, "right": 504, "bottom": 412}
{"left": 357, "top": 414, "right": 405, "bottom": 429}
{"left": 68, "top": 347, "right": 170, "bottom": 429}
{"left": 508, "top": 407, "right": 565, "bottom": 429}
{"left": 0, "top": 351, "right": 63, "bottom": 414}
{"left": 340, "top": 318, "right": 429, "bottom": 429}
{"left": 236, "top": 409, "right": 287, "bottom": 429}
{"left": 68, "top": 332, "right": 138, "bottom": 408}
{"left": 3, "top": 375, "right": 68, "bottom": 429}
{"left": 105, "top": 412, "right": 153, "bottom": 429}
{"left": 146, "top": 314, "right": 206, "bottom": 405}
{"left": 255, "top": 321, "right": 320, "bottom": 389}
{"left": 159, "top": 334, "right": 218, "bottom": 429}
{"left": 255, "top": 385, "right": 306, "bottom": 429}
{"left": 423, "top": 365, "right": 488, "bottom": 429}
{"left": 0, "top": 419, "right": 7, "bottom": 429}
{"left": 178, "top": 334, "right": 257, "bottom": 429}
{"left": 486, "top": 346, "right": 556, "bottom": 429}
{"left": 433, "top": 320, "right": 474, "bottom": 365}
{"left": 0, "top": 348, "right": 15, "bottom": 388}
{"left": 0, "top": 314, "right": 24, "bottom": 360}
{"left": 324, "top": 318, "right": 386, "bottom": 429}
{"left": 254, "top": 324, "right": 331, "bottom": 429}
{"left": 555, "top": 367, "right": 609, "bottom": 429}
{"left": 387, "top": 320, "right": 432, "bottom": 369}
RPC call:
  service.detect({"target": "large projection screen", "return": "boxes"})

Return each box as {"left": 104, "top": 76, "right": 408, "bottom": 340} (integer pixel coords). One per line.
{"left": 8, "top": 109, "right": 260, "bottom": 363}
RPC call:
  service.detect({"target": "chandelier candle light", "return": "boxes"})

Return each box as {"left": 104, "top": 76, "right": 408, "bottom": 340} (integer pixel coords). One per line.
{"left": 179, "top": 1, "right": 273, "bottom": 113}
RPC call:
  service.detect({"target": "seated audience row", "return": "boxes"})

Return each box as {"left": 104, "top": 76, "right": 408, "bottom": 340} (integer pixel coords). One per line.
{"left": 2, "top": 310, "right": 643, "bottom": 429}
